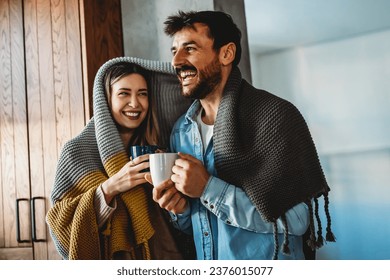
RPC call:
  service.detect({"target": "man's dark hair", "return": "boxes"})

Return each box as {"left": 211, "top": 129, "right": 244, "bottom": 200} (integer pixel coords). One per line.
{"left": 164, "top": 10, "right": 242, "bottom": 67}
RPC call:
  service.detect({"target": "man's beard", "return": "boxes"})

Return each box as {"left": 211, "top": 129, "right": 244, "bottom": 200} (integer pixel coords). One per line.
{"left": 181, "top": 58, "right": 222, "bottom": 100}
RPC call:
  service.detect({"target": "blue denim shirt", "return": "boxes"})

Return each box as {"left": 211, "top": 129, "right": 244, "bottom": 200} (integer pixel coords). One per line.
{"left": 169, "top": 100, "right": 309, "bottom": 260}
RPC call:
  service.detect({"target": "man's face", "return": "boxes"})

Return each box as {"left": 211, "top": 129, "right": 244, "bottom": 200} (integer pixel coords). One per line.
{"left": 170, "top": 23, "right": 222, "bottom": 99}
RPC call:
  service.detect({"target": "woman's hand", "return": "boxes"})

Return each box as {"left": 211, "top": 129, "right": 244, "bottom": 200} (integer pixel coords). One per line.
{"left": 101, "top": 154, "right": 150, "bottom": 204}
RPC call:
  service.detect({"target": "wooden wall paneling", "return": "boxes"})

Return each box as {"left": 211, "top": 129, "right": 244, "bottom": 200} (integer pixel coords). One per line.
{"left": 0, "top": 0, "right": 11, "bottom": 249}
{"left": 80, "top": 0, "right": 124, "bottom": 118}
{"left": 0, "top": 0, "right": 27, "bottom": 250}
{"left": 33, "top": 0, "right": 56, "bottom": 260}
{"left": 79, "top": 0, "right": 89, "bottom": 121}
{"left": 24, "top": 0, "right": 46, "bottom": 258}
{"left": 65, "top": 0, "right": 85, "bottom": 135}
{"left": 51, "top": 0, "right": 72, "bottom": 155}
{"left": 10, "top": 0, "right": 31, "bottom": 250}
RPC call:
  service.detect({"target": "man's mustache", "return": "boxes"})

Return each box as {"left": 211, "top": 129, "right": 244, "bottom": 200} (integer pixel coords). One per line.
{"left": 175, "top": 65, "right": 197, "bottom": 75}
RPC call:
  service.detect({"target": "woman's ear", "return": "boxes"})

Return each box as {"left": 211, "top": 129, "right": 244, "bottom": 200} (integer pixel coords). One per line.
{"left": 219, "top": 42, "right": 236, "bottom": 66}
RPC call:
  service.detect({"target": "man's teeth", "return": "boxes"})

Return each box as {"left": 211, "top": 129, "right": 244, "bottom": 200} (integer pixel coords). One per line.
{"left": 180, "top": 70, "right": 196, "bottom": 79}
{"left": 124, "top": 112, "right": 140, "bottom": 117}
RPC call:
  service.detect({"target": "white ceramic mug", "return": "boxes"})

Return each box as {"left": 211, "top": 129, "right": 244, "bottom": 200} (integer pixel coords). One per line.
{"left": 149, "top": 153, "right": 179, "bottom": 186}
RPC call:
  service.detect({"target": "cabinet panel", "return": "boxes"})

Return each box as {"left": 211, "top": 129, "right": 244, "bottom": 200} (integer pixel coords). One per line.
{"left": 0, "top": 248, "right": 33, "bottom": 260}
{"left": 1, "top": 0, "right": 31, "bottom": 257}
{"left": 24, "top": 0, "right": 86, "bottom": 260}
{"left": 24, "top": 0, "right": 48, "bottom": 260}
{"left": 35, "top": 0, "right": 58, "bottom": 259}
{"left": 0, "top": 0, "right": 13, "bottom": 249}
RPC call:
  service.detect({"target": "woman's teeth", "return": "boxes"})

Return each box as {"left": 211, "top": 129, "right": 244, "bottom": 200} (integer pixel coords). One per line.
{"left": 124, "top": 112, "right": 140, "bottom": 117}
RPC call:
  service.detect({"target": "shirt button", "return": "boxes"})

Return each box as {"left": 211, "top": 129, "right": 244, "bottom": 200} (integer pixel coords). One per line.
{"left": 204, "top": 232, "right": 209, "bottom": 237}
{"left": 203, "top": 200, "right": 208, "bottom": 204}
{"left": 210, "top": 204, "right": 214, "bottom": 209}
{"left": 226, "top": 220, "right": 231, "bottom": 225}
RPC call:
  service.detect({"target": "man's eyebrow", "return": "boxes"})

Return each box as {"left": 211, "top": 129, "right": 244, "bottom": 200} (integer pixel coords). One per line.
{"left": 171, "top": 41, "right": 198, "bottom": 52}
{"left": 183, "top": 41, "right": 197, "bottom": 46}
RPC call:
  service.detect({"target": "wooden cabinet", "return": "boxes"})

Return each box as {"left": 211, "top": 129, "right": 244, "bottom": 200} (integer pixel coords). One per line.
{"left": 0, "top": 0, "right": 122, "bottom": 259}
{"left": 1, "top": 0, "right": 34, "bottom": 260}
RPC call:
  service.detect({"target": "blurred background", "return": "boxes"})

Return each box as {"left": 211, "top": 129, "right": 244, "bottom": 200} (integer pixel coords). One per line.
{"left": 1, "top": 0, "right": 389, "bottom": 260}
{"left": 245, "top": 0, "right": 390, "bottom": 260}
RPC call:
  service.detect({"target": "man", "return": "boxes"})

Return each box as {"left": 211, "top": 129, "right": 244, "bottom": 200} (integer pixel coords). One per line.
{"left": 149, "top": 10, "right": 335, "bottom": 260}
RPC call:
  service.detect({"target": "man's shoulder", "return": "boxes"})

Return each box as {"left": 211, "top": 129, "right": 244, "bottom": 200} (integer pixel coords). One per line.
{"left": 241, "top": 80, "right": 298, "bottom": 112}
{"left": 242, "top": 80, "right": 286, "bottom": 101}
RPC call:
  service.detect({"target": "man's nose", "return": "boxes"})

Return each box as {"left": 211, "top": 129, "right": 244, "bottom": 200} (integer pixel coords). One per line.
{"left": 172, "top": 49, "right": 184, "bottom": 68}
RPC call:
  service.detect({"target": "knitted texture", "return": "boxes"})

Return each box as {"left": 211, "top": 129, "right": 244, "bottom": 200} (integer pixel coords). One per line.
{"left": 214, "top": 68, "right": 335, "bottom": 258}
{"left": 46, "top": 57, "right": 191, "bottom": 259}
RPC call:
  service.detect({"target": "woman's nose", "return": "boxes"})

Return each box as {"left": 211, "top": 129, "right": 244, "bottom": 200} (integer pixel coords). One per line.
{"left": 127, "top": 95, "right": 139, "bottom": 108}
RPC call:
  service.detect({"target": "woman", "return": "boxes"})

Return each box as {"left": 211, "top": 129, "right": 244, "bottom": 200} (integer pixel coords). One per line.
{"left": 46, "top": 58, "right": 192, "bottom": 260}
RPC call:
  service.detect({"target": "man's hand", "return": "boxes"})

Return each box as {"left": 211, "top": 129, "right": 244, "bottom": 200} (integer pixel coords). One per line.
{"left": 146, "top": 174, "right": 188, "bottom": 214}
{"left": 171, "top": 152, "right": 210, "bottom": 198}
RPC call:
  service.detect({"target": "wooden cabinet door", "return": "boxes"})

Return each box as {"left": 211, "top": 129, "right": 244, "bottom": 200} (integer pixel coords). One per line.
{"left": 0, "top": 0, "right": 33, "bottom": 260}
{"left": 24, "top": 0, "right": 85, "bottom": 260}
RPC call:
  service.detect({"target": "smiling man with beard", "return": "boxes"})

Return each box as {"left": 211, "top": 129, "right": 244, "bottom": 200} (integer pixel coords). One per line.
{"left": 149, "top": 10, "right": 335, "bottom": 260}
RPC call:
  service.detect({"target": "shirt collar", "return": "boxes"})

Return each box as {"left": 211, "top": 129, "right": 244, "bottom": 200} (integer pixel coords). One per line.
{"left": 184, "top": 100, "right": 202, "bottom": 124}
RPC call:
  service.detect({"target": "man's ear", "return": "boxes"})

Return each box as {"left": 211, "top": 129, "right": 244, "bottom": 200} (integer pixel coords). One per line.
{"left": 219, "top": 43, "right": 236, "bottom": 66}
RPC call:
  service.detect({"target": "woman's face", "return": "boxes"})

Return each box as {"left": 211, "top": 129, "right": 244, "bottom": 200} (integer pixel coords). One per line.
{"left": 110, "top": 73, "right": 149, "bottom": 132}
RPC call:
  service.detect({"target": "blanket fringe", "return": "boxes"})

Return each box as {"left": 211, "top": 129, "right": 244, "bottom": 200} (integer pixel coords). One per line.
{"left": 324, "top": 194, "right": 336, "bottom": 242}
{"left": 281, "top": 214, "right": 291, "bottom": 255}
{"left": 272, "top": 221, "right": 279, "bottom": 260}
{"left": 143, "top": 239, "right": 151, "bottom": 260}
{"left": 272, "top": 194, "right": 336, "bottom": 260}
{"left": 314, "top": 198, "right": 324, "bottom": 248}
{"left": 306, "top": 200, "right": 317, "bottom": 250}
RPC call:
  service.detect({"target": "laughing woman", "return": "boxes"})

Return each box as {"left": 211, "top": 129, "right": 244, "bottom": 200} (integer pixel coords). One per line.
{"left": 46, "top": 58, "right": 192, "bottom": 260}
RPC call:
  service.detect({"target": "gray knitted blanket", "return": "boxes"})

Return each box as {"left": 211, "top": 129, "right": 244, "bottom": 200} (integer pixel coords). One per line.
{"left": 214, "top": 68, "right": 335, "bottom": 257}
{"left": 47, "top": 57, "right": 192, "bottom": 259}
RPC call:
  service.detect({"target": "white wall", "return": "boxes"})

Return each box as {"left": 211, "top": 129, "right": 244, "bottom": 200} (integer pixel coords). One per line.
{"left": 250, "top": 29, "right": 390, "bottom": 259}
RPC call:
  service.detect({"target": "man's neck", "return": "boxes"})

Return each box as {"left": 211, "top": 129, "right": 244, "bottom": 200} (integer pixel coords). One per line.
{"left": 199, "top": 67, "right": 231, "bottom": 125}
{"left": 199, "top": 94, "right": 220, "bottom": 125}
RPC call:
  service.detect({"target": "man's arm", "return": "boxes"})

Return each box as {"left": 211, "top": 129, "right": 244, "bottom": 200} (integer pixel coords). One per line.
{"left": 201, "top": 175, "right": 309, "bottom": 235}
